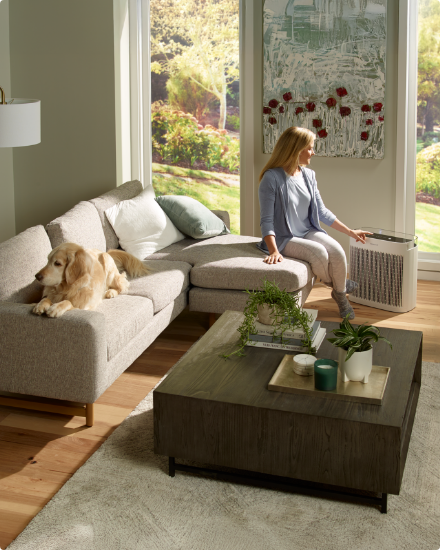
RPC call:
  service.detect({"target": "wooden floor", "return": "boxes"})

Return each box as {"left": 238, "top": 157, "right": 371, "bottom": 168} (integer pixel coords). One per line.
{"left": 0, "top": 280, "right": 439, "bottom": 548}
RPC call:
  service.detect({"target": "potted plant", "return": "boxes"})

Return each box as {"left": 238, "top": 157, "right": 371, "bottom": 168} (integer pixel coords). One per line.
{"left": 327, "top": 315, "right": 392, "bottom": 383}
{"left": 221, "top": 279, "right": 314, "bottom": 359}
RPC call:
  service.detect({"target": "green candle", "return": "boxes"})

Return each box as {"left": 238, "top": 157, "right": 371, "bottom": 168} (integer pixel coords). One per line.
{"left": 314, "top": 359, "right": 338, "bottom": 391}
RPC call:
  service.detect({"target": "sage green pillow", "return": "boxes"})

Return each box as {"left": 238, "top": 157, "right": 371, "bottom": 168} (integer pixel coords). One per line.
{"left": 155, "top": 195, "right": 230, "bottom": 239}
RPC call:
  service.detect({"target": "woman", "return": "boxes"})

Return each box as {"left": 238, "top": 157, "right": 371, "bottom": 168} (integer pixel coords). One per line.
{"left": 258, "top": 126, "right": 371, "bottom": 320}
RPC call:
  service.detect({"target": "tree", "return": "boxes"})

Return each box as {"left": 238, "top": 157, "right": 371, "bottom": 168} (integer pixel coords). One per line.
{"left": 418, "top": 0, "right": 440, "bottom": 133}
{"left": 150, "top": 0, "right": 239, "bottom": 129}
{"left": 166, "top": 65, "right": 218, "bottom": 119}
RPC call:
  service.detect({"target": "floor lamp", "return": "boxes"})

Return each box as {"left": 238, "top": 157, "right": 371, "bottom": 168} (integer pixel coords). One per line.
{"left": 0, "top": 85, "right": 41, "bottom": 147}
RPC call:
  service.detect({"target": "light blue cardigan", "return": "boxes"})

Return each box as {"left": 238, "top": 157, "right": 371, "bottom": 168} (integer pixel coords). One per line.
{"left": 257, "top": 166, "right": 336, "bottom": 254}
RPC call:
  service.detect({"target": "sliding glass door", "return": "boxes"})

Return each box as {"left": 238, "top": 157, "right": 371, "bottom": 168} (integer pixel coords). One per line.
{"left": 149, "top": 0, "right": 240, "bottom": 234}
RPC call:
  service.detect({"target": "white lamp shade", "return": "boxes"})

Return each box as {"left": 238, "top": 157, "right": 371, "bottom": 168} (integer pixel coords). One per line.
{"left": 0, "top": 99, "right": 41, "bottom": 147}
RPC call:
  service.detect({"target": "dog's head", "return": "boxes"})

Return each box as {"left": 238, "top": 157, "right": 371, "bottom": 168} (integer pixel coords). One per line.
{"left": 35, "top": 243, "right": 93, "bottom": 287}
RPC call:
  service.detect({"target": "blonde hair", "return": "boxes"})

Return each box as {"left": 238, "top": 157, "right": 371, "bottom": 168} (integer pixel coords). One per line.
{"left": 259, "top": 126, "right": 315, "bottom": 182}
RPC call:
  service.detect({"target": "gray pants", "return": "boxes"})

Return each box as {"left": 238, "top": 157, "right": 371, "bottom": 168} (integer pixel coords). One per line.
{"left": 282, "top": 230, "right": 347, "bottom": 293}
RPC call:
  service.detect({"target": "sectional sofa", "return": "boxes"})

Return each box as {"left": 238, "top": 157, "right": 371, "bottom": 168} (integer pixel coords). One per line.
{"left": 0, "top": 180, "right": 315, "bottom": 425}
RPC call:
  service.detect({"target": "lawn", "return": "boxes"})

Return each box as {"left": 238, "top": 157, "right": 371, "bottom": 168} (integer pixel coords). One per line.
{"left": 152, "top": 163, "right": 240, "bottom": 234}
{"left": 415, "top": 202, "right": 440, "bottom": 253}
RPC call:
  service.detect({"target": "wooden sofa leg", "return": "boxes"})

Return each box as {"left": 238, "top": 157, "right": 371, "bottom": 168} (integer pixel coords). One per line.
{"left": 208, "top": 312, "right": 216, "bottom": 328}
{"left": 86, "top": 403, "right": 94, "bottom": 427}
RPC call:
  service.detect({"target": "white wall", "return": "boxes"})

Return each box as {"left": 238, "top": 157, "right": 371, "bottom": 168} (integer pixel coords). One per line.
{"left": 249, "top": 1, "right": 399, "bottom": 257}
{"left": 0, "top": 0, "right": 16, "bottom": 242}
{"left": 9, "top": 0, "right": 117, "bottom": 234}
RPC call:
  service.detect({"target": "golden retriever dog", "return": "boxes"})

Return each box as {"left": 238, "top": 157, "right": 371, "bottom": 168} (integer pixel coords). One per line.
{"left": 32, "top": 243, "right": 150, "bottom": 318}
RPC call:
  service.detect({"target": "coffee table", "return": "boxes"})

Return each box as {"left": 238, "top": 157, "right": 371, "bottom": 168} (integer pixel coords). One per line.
{"left": 154, "top": 311, "right": 422, "bottom": 513}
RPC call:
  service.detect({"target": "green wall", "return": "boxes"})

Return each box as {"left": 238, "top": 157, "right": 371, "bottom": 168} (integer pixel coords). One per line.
{"left": 9, "top": 0, "right": 117, "bottom": 234}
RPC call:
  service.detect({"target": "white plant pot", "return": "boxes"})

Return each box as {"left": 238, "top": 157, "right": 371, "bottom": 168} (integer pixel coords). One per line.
{"left": 257, "top": 304, "right": 277, "bottom": 325}
{"left": 338, "top": 347, "right": 373, "bottom": 384}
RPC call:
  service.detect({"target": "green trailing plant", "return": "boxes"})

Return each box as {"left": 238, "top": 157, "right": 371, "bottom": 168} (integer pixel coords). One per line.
{"left": 221, "top": 279, "right": 315, "bottom": 359}
{"left": 327, "top": 315, "right": 392, "bottom": 361}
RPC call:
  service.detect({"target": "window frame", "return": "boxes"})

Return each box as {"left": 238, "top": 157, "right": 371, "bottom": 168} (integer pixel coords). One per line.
{"left": 397, "top": 0, "right": 440, "bottom": 278}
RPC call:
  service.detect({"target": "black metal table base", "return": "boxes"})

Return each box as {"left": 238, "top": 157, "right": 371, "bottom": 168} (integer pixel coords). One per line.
{"left": 168, "top": 457, "right": 388, "bottom": 513}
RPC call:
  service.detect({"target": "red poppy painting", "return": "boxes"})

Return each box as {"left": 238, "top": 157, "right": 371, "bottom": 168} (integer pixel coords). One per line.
{"left": 262, "top": 0, "right": 386, "bottom": 158}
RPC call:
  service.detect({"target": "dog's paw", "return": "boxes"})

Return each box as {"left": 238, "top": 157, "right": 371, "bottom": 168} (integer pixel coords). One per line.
{"left": 105, "top": 289, "right": 119, "bottom": 299}
{"left": 32, "top": 301, "right": 50, "bottom": 315}
{"left": 46, "top": 304, "right": 66, "bottom": 318}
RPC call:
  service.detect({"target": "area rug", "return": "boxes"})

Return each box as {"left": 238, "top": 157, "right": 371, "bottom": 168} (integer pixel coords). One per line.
{"left": 7, "top": 362, "right": 440, "bottom": 550}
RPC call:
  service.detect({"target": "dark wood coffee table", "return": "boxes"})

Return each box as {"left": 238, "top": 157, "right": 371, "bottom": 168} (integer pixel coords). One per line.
{"left": 154, "top": 311, "right": 422, "bottom": 513}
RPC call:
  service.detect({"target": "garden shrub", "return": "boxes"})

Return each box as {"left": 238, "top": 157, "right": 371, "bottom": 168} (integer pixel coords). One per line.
{"left": 416, "top": 142, "right": 440, "bottom": 198}
{"left": 152, "top": 110, "right": 240, "bottom": 173}
{"left": 226, "top": 114, "right": 240, "bottom": 131}
{"left": 421, "top": 131, "right": 440, "bottom": 148}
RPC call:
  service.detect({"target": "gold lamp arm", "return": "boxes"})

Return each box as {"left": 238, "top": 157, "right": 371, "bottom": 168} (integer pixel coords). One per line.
{"left": 0, "top": 86, "right": 6, "bottom": 105}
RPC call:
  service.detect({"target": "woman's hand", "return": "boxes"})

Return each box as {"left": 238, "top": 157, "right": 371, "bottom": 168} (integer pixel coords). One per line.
{"left": 264, "top": 251, "right": 284, "bottom": 264}
{"left": 330, "top": 220, "right": 373, "bottom": 245}
{"left": 350, "top": 229, "right": 373, "bottom": 244}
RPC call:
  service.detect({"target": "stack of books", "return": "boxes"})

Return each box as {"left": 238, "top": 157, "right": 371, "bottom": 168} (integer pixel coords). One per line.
{"left": 246, "top": 308, "right": 326, "bottom": 352}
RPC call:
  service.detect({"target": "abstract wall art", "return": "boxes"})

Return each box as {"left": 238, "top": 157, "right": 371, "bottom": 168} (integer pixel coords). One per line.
{"left": 263, "top": 0, "right": 387, "bottom": 158}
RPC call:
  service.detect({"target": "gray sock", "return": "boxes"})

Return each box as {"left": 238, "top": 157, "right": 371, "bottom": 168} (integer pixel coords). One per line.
{"left": 345, "top": 279, "right": 358, "bottom": 294}
{"left": 331, "top": 290, "right": 355, "bottom": 320}
{"left": 325, "top": 279, "right": 358, "bottom": 294}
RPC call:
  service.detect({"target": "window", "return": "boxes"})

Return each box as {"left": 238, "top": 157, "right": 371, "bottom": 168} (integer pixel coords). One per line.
{"left": 149, "top": 0, "right": 240, "bottom": 234}
{"left": 416, "top": 0, "right": 440, "bottom": 254}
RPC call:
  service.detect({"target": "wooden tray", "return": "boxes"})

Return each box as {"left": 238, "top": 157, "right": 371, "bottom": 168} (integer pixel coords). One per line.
{"left": 268, "top": 355, "right": 390, "bottom": 405}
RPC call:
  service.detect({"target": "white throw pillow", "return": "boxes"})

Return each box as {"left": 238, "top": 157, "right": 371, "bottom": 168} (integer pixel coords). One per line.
{"left": 104, "top": 184, "right": 185, "bottom": 259}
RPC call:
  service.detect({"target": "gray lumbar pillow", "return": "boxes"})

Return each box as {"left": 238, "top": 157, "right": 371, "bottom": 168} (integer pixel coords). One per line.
{"left": 155, "top": 195, "right": 230, "bottom": 239}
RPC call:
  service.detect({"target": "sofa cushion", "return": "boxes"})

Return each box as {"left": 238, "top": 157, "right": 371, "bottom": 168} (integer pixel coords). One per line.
{"left": 104, "top": 185, "right": 185, "bottom": 260}
{"left": 89, "top": 180, "right": 143, "bottom": 250}
{"left": 147, "top": 234, "right": 313, "bottom": 292}
{"left": 46, "top": 201, "right": 107, "bottom": 251}
{"left": 211, "top": 210, "right": 230, "bottom": 231}
{"left": 96, "top": 295, "right": 154, "bottom": 361}
{"left": 155, "top": 196, "right": 229, "bottom": 239}
{"left": 127, "top": 260, "right": 191, "bottom": 313}
{"left": 0, "top": 225, "right": 52, "bottom": 303}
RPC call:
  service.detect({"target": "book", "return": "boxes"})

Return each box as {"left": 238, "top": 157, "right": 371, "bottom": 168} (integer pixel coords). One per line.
{"left": 246, "top": 327, "right": 327, "bottom": 353}
{"left": 249, "top": 320, "right": 321, "bottom": 346}
{"left": 254, "top": 308, "right": 319, "bottom": 338}
{"left": 253, "top": 319, "right": 321, "bottom": 340}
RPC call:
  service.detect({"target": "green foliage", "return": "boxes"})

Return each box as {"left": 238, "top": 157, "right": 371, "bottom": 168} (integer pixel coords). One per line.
{"left": 226, "top": 114, "right": 240, "bottom": 131}
{"left": 150, "top": 0, "right": 239, "bottom": 129}
{"left": 416, "top": 142, "right": 440, "bottom": 198}
{"left": 220, "top": 280, "right": 315, "bottom": 360}
{"left": 415, "top": 202, "right": 440, "bottom": 253}
{"left": 166, "top": 66, "right": 217, "bottom": 120}
{"left": 417, "top": 0, "right": 440, "bottom": 132}
{"left": 152, "top": 110, "right": 240, "bottom": 172}
{"left": 327, "top": 316, "right": 392, "bottom": 362}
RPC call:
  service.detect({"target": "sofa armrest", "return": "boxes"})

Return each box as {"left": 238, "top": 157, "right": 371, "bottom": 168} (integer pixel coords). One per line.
{"left": 211, "top": 210, "right": 230, "bottom": 230}
{"left": 0, "top": 302, "right": 107, "bottom": 403}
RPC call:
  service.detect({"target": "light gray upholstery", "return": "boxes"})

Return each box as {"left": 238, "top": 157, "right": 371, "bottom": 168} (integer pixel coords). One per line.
{"left": 147, "top": 234, "right": 313, "bottom": 292}
{"left": 145, "top": 237, "right": 198, "bottom": 260}
{"left": 0, "top": 225, "right": 52, "bottom": 303}
{"left": 103, "top": 291, "right": 187, "bottom": 400}
{"left": 127, "top": 260, "right": 191, "bottom": 313}
{"left": 0, "top": 302, "right": 107, "bottom": 402}
{"left": 97, "top": 295, "right": 154, "bottom": 361}
{"left": 210, "top": 210, "right": 230, "bottom": 230}
{"left": 189, "top": 277, "right": 315, "bottom": 314}
{"left": 46, "top": 201, "right": 107, "bottom": 251}
{"left": 0, "top": 292, "right": 187, "bottom": 403}
{"left": 89, "top": 180, "right": 143, "bottom": 250}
